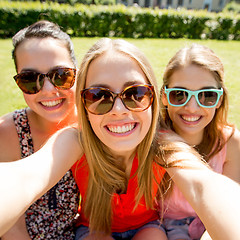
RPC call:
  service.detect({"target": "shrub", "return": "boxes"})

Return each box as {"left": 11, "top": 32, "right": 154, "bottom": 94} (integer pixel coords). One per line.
{"left": 0, "top": 1, "right": 239, "bottom": 40}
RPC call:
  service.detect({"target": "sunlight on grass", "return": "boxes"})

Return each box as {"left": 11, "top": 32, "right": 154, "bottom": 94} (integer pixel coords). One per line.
{"left": 1, "top": 38, "right": 240, "bottom": 128}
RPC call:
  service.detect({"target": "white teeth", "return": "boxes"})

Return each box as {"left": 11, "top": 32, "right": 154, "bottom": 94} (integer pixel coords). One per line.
{"left": 41, "top": 99, "right": 63, "bottom": 107}
{"left": 182, "top": 115, "right": 200, "bottom": 122}
{"left": 108, "top": 123, "right": 135, "bottom": 133}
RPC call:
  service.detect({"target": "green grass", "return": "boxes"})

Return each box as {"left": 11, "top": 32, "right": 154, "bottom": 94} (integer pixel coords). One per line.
{"left": 1, "top": 38, "right": 240, "bottom": 128}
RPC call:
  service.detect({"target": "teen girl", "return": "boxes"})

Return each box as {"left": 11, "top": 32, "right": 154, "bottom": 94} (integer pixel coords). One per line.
{"left": 1, "top": 38, "right": 240, "bottom": 240}
{"left": 46, "top": 38, "right": 240, "bottom": 240}
{"left": 160, "top": 43, "right": 240, "bottom": 239}
{"left": 0, "top": 21, "right": 79, "bottom": 239}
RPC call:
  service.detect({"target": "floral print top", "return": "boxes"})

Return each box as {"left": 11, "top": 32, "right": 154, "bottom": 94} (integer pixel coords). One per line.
{"left": 13, "top": 109, "right": 80, "bottom": 239}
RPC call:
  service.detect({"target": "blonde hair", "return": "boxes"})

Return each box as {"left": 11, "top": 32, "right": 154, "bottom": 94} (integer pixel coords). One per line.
{"left": 160, "top": 44, "right": 233, "bottom": 160}
{"left": 75, "top": 38, "right": 160, "bottom": 234}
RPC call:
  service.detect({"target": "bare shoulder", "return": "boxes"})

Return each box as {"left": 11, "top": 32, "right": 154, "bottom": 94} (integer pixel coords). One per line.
{"left": 52, "top": 127, "right": 80, "bottom": 143}
{"left": 226, "top": 127, "right": 240, "bottom": 162}
{"left": 43, "top": 127, "right": 83, "bottom": 159}
{"left": 224, "top": 127, "right": 240, "bottom": 182}
{"left": 227, "top": 127, "right": 240, "bottom": 151}
{"left": 0, "top": 112, "right": 21, "bottom": 162}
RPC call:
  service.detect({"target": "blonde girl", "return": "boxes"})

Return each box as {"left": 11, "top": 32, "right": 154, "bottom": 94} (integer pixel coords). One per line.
{"left": 73, "top": 37, "right": 167, "bottom": 240}
{"left": 160, "top": 44, "right": 240, "bottom": 239}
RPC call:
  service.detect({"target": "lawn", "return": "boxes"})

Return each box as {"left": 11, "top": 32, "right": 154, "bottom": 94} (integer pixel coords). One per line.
{"left": 1, "top": 38, "right": 240, "bottom": 128}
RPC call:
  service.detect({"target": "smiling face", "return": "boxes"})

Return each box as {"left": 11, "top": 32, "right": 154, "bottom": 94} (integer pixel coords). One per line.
{"left": 162, "top": 64, "right": 222, "bottom": 145}
{"left": 85, "top": 52, "right": 152, "bottom": 158}
{"left": 15, "top": 37, "right": 76, "bottom": 124}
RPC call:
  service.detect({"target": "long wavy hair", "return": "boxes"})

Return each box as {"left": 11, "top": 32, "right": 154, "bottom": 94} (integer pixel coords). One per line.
{"left": 160, "top": 44, "right": 233, "bottom": 160}
{"left": 75, "top": 38, "right": 161, "bottom": 234}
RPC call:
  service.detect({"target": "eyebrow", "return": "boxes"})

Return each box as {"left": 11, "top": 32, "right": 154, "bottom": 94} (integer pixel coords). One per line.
{"left": 20, "top": 68, "right": 38, "bottom": 73}
{"left": 89, "top": 80, "right": 145, "bottom": 90}
{"left": 171, "top": 86, "right": 219, "bottom": 90}
{"left": 19, "top": 65, "right": 71, "bottom": 73}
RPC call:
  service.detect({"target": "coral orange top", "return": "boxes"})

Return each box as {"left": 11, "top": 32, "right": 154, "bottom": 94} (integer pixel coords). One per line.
{"left": 71, "top": 155, "right": 165, "bottom": 232}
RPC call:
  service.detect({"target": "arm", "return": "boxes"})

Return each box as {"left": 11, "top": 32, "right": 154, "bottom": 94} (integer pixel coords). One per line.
{"left": 0, "top": 127, "right": 82, "bottom": 236}
{"left": 0, "top": 113, "right": 31, "bottom": 239}
{"left": 224, "top": 128, "right": 240, "bottom": 183}
{"left": 0, "top": 113, "right": 22, "bottom": 162}
{"left": 1, "top": 215, "right": 31, "bottom": 240}
{"left": 165, "top": 151, "right": 240, "bottom": 240}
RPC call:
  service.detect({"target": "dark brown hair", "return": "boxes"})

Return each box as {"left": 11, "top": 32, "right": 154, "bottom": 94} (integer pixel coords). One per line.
{"left": 12, "top": 20, "right": 77, "bottom": 71}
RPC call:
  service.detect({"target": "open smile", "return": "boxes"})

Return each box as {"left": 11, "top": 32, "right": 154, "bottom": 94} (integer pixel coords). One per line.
{"left": 40, "top": 99, "right": 64, "bottom": 107}
{"left": 106, "top": 123, "right": 136, "bottom": 134}
{"left": 181, "top": 115, "right": 202, "bottom": 122}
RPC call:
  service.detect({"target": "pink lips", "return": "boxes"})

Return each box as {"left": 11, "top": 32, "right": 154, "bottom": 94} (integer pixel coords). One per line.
{"left": 106, "top": 123, "right": 137, "bottom": 136}
{"left": 180, "top": 115, "right": 202, "bottom": 124}
{"left": 40, "top": 99, "right": 64, "bottom": 110}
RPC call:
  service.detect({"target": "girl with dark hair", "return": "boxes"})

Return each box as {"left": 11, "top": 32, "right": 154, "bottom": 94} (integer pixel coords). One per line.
{"left": 0, "top": 20, "right": 79, "bottom": 239}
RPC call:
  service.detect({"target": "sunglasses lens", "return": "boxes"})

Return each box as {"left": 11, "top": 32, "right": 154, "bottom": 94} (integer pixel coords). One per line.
{"left": 14, "top": 68, "right": 75, "bottom": 94}
{"left": 169, "top": 90, "right": 188, "bottom": 105}
{"left": 50, "top": 68, "right": 75, "bottom": 89}
{"left": 123, "top": 86, "right": 153, "bottom": 111}
{"left": 82, "top": 85, "right": 153, "bottom": 115}
{"left": 82, "top": 88, "right": 113, "bottom": 115}
{"left": 198, "top": 91, "right": 218, "bottom": 106}
{"left": 14, "top": 72, "right": 42, "bottom": 94}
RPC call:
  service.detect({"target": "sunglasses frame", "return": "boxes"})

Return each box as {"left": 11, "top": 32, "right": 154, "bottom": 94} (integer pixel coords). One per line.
{"left": 81, "top": 84, "right": 154, "bottom": 115}
{"left": 164, "top": 86, "right": 223, "bottom": 108}
{"left": 13, "top": 67, "right": 76, "bottom": 94}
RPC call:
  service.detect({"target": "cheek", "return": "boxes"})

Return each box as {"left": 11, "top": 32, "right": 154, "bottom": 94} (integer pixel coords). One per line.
{"left": 165, "top": 105, "right": 177, "bottom": 120}
{"left": 23, "top": 94, "right": 36, "bottom": 106}
{"left": 88, "top": 114, "right": 102, "bottom": 138}
{"left": 141, "top": 108, "right": 152, "bottom": 134}
{"left": 70, "top": 81, "right": 77, "bottom": 94}
{"left": 207, "top": 109, "right": 217, "bottom": 122}
{"left": 65, "top": 88, "right": 76, "bottom": 105}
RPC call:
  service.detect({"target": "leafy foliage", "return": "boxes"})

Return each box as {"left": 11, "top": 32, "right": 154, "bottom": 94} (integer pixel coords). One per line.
{"left": 0, "top": 1, "right": 239, "bottom": 40}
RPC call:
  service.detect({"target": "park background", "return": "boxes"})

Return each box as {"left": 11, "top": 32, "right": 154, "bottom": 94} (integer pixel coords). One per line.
{"left": 0, "top": 0, "right": 240, "bottom": 128}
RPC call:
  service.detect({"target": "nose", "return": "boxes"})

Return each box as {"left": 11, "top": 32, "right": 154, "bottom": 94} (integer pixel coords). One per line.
{"left": 41, "top": 76, "right": 58, "bottom": 93}
{"left": 184, "top": 95, "right": 200, "bottom": 112}
{"left": 110, "top": 97, "right": 128, "bottom": 115}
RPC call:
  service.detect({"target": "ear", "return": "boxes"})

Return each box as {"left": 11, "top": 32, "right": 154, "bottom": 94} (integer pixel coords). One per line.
{"left": 216, "top": 95, "right": 223, "bottom": 109}
{"left": 161, "top": 88, "right": 168, "bottom": 106}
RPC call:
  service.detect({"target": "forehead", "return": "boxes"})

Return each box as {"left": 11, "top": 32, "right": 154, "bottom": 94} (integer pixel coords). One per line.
{"left": 168, "top": 64, "right": 219, "bottom": 90}
{"left": 15, "top": 37, "right": 73, "bottom": 72}
{"left": 85, "top": 52, "right": 148, "bottom": 90}
{"left": 16, "top": 37, "right": 67, "bottom": 53}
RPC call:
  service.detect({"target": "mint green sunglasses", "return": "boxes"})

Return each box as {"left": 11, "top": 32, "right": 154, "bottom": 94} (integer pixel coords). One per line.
{"left": 164, "top": 86, "right": 223, "bottom": 108}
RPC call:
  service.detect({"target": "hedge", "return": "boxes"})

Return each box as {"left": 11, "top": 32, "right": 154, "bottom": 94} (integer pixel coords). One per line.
{"left": 0, "top": 1, "right": 240, "bottom": 40}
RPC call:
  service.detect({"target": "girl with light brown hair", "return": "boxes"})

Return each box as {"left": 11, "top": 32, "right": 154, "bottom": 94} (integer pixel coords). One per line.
{"left": 160, "top": 43, "right": 240, "bottom": 239}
